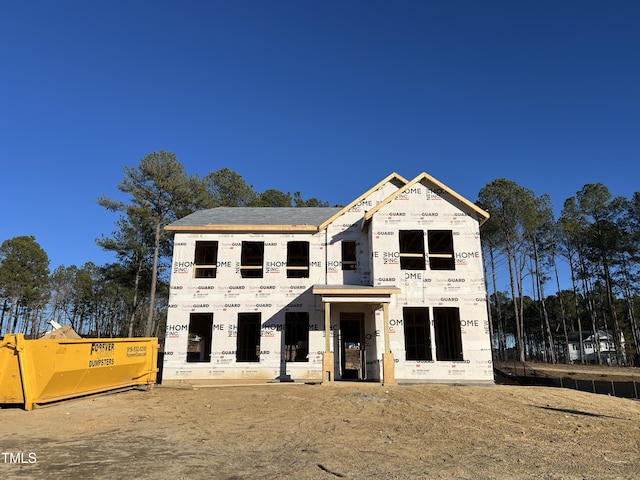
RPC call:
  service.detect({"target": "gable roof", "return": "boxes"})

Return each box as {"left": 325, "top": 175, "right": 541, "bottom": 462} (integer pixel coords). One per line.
{"left": 363, "top": 172, "right": 490, "bottom": 225}
{"left": 317, "top": 172, "right": 409, "bottom": 231}
{"left": 165, "top": 172, "right": 484, "bottom": 233}
{"left": 166, "top": 207, "right": 342, "bottom": 233}
{"left": 567, "top": 330, "right": 613, "bottom": 343}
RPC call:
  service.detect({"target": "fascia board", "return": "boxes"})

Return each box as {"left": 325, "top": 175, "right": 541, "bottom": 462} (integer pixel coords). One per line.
{"left": 165, "top": 225, "right": 320, "bottom": 233}
{"left": 318, "top": 172, "right": 409, "bottom": 231}
{"left": 364, "top": 172, "right": 491, "bottom": 225}
{"left": 312, "top": 285, "right": 401, "bottom": 295}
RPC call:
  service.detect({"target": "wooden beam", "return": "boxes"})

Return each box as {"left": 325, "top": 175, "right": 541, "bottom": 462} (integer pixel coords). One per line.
{"left": 324, "top": 302, "right": 331, "bottom": 353}
{"left": 165, "top": 224, "right": 319, "bottom": 233}
{"left": 383, "top": 302, "right": 391, "bottom": 355}
{"left": 312, "top": 286, "right": 401, "bottom": 296}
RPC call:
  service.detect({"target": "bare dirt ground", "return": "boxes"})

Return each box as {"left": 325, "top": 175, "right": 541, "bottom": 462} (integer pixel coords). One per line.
{"left": 2, "top": 379, "right": 640, "bottom": 480}
{"left": 496, "top": 361, "right": 640, "bottom": 382}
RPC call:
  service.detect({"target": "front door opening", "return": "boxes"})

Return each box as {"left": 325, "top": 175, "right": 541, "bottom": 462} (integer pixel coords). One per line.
{"left": 340, "top": 312, "right": 365, "bottom": 380}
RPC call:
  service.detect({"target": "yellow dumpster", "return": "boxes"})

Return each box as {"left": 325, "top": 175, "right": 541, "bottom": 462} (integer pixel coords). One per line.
{"left": 0, "top": 334, "right": 158, "bottom": 410}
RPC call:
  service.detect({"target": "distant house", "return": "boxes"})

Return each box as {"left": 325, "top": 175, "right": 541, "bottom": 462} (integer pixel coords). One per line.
{"left": 161, "top": 172, "right": 493, "bottom": 384}
{"left": 567, "top": 330, "right": 619, "bottom": 365}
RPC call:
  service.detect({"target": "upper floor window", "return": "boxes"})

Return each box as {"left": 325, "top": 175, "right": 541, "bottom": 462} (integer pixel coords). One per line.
{"left": 341, "top": 241, "right": 357, "bottom": 270}
{"left": 241, "top": 241, "right": 264, "bottom": 278}
{"left": 399, "top": 230, "right": 425, "bottom": 270}
{"left": 428, "top": 230, "right": 455, "bottom": 270}
{"left": 287, "top": 241, "right": 309, "bottom": 278}
{"left": 194, "top": 241, "right": 218, "bottom": 278}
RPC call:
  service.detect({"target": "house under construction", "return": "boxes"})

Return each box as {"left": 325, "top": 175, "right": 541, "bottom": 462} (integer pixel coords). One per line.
{"left": 162, "top": 172, "right": 493, "bottom": 384}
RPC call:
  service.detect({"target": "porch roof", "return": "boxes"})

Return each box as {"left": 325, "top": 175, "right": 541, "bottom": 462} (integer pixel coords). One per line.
{"left": 312, "top": 284, "right": 401, "bottom": 303}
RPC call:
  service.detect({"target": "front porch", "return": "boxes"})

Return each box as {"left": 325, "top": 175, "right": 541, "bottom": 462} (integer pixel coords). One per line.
{"left": 312, "top": 285, "right": 401, "bottom": 385}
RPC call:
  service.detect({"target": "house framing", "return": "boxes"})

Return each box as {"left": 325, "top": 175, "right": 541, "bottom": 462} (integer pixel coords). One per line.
{"left": 162, "top": 172, "right": 493, "bottom": 384}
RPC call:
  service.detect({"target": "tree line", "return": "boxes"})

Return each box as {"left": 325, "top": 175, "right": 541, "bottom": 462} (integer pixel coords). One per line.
{"left": 479, "top": 179, "right": 640, "bottom": 366}
{"left": 1, "top": 151, "right": 639, "bottom": 368}
{"left": 0, "top": 151, "right": 329, "bottom": 339}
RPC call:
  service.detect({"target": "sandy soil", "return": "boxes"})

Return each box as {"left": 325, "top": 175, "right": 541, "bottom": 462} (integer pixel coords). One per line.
{"left": 1, "top": 381, "right": 639, "bottom": 480}
{"left": 496, "top": 361, "right": 640, "bottom": 382}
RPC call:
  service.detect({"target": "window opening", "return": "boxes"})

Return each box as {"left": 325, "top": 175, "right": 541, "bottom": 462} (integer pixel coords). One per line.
{"left": 399, "top": 230, "right": 425, "bottom": 270}
{"left": 284, "top": 312, "right": 309, "bottom": 362}
{"left": 287, "top": 242, "right": 309, "bottom": 278}
{"left": 403, "top": 307, "right": 432, "bottom": 361}
{"left": 194, "top": 241, "right": 218, "bottom": 278}
{"left": 236, "top": 313, "right": 261, "bottom": 362}
{"left": 428, "top": 230, "right": 455, "bottom": 270}
{"left": 434, "top": 307, "right": 463, "bottom": 361}
{"left": 187, "top": 313, "right": 213, "bottom": 362}
{"left": 341, "top": 240, "right": 357, "bottom": 270}
{"left": 241, "top": 241, "right": 264, "bottom": 278}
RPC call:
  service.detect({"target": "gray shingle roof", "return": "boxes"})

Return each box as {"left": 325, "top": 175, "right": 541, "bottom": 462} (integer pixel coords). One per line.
{"left": 168, "top": 207, "right": 343, "bottom": 228}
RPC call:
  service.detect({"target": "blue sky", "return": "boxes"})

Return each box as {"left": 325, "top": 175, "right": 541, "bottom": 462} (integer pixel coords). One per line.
{"left": 1, "top": 1, "right": 638, "bottom": 288}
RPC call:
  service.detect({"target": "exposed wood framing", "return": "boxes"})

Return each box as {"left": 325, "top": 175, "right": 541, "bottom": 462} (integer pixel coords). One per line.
{"left": 318, "top": 172, "right": 409, "bottom": 231}
{"left": 362, "top": 172, "right": 490, "bottom": 227}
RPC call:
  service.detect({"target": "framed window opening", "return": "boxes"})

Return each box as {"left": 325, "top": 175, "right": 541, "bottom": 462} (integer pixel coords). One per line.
{"left": 428, "top": 230, "right": 455, "bottom": 270}
{"left": 236, "top": 313, "right": 261, "bottom": 362}
{"left": 194, "top": 241, "right": 218, "bottom": 278}
{"left": 241, "top": 241, "right": 264, "bottom": 278}
{"left": 403, "top": 307, "right": 432, "bottom": 361}
{"left": 399, "top": 230, "right": 426, "bottom": 270}
{"left": 284, "top": 312, "right": 309, "bottom": 362}
{"left": 433, "top": 307, "right": 463, "bottom": 361}
{"left": 286, "top": 241, "right": 309, "bottom": 278}
{"left": 341, "top": 240, "right": 357, "bottom": 270}
{"left": 186, "top": 312, "right": 213, "bottom": 363}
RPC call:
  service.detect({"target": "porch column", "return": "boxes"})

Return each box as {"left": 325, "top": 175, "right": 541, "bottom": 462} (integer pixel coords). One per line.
{"left": 382, "top": 302, "right": 395, "bottom": 385}
{"left": 322, "top": 301, "right": 334, "bottom": 383}
{"left": 383, "top": 302, "right": 391, "bottom": 354}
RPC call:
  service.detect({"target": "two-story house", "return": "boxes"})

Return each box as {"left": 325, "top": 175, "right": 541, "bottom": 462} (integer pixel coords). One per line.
{"left": 567, "top": 330, "right": 621, "bottom": 365}
{"left": 162, "top": 172, "right": 493, "bottom": 384}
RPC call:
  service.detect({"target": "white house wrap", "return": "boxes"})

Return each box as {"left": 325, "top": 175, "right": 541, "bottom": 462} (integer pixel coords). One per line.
{"left": 162, "top": 172, "right": 493, "bottom": 384}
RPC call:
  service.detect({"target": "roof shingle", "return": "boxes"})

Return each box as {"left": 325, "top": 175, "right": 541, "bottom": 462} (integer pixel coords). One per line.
{"left": 168, "top": 207, "right": 342, "bottom": 229}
